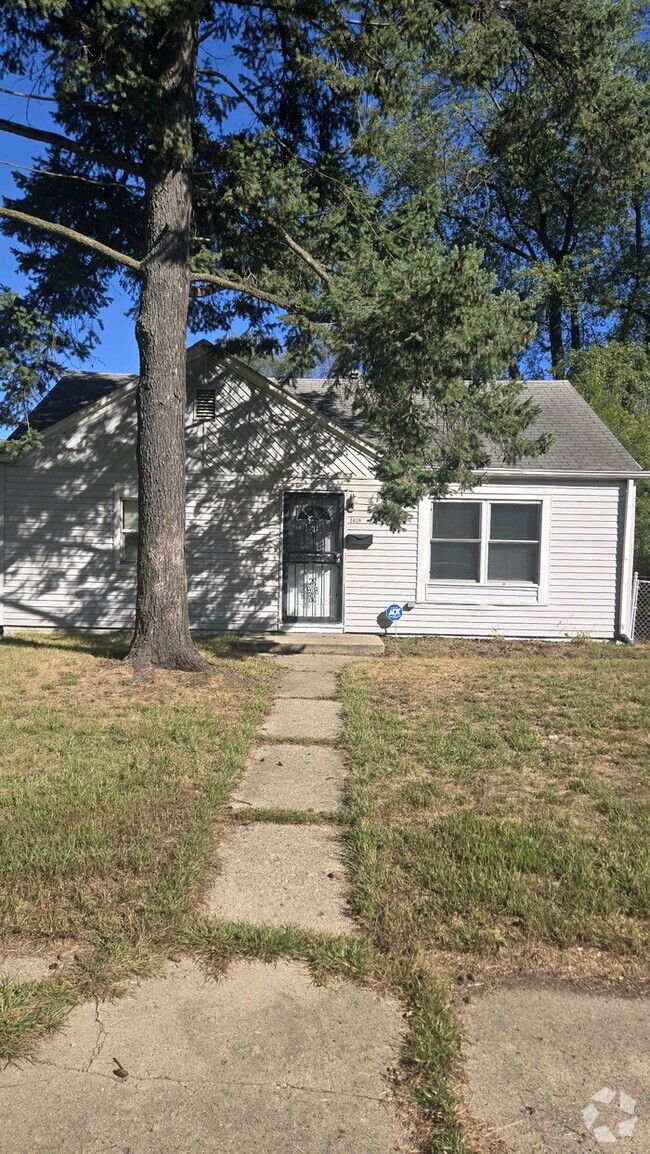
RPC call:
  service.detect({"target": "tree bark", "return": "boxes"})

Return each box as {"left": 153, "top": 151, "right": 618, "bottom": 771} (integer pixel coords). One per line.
{"left": 127, "top": 15, "right": 210, "bottom": 672}
{"left": 618, "top": 201, "right": 644, "bottom": 344}
{"left": 548, "top": 288, "right": 565, "bottom": 378}
{"left": 570, "top": 308, "right": 581, "bottom": 353}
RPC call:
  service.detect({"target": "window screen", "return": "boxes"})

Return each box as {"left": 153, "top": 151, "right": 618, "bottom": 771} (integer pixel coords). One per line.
{"left": 430, "top": 502, "right": 481, "bottom": 581}
{"left": 487, "top": 503, "right": 540, "bottom": 582}
{"left": 428, "top": 500, "right": 542, "bottom": 585}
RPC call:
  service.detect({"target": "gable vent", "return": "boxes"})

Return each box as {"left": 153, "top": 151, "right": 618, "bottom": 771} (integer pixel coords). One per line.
{"left": 194, "top": 389, "right": 216, "bottom": 420}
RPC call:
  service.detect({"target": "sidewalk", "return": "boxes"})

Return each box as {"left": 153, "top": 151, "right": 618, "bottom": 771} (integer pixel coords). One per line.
{"left": 0, "top": 651, "right": 408, "bottom": 1154}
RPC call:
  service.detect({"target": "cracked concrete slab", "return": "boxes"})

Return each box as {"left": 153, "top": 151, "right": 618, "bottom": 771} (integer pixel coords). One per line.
{"left": 203, "top": 823, "right": 352, "bottom": 933}
{"left": 461, "top": 985, "right": 650, "bottom": 1152}
{"left": 275, "top": 670, "right": 339, "bottom": 698}
{"left": 261, "top": 698, "right": 343, "bottom": 739}
{"left": 229, "top": 743, "right": 346, "bottom": 812}
{"left": 0, "top": 958, "right": 407, "bottom": 1153}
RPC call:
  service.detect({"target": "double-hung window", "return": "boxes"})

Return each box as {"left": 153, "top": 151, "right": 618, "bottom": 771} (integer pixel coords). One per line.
{"left": 120, "top": 497, "right": 139, "bottom": 563}
{"left": 430, "top": 502, "right": 482, "bottom": 581}
{"left": 430, "top": 500, "right": 541, "bottom": 585}
{"left": 487, "top": 503, "right": 540, "bottom": 582}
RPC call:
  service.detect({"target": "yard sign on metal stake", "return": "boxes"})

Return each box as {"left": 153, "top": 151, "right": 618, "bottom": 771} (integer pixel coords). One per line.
{"left": 386, "top": 602, "right": 403, "bottom": 639}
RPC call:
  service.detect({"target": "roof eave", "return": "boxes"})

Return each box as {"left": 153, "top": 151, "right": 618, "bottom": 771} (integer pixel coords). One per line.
{"left": 482, "top": 468, "right": 650, "bottom": 480}
{"left": 20, "top": 378, "right": 139, "bottom": 452}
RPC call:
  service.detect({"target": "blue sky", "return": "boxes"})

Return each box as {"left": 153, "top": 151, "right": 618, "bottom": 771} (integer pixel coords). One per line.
{"left": 1, "top": 85, "right": 144, "bottom": 377}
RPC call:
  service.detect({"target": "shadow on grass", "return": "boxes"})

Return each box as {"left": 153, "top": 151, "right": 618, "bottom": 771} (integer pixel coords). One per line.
{"left": 0, "top": 631, "right": 131, "bottom": 660}
{"left": 0, "top": 631, "right": 265, "bottom": 663}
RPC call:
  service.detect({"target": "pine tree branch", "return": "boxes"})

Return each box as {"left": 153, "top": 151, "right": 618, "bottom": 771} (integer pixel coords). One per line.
{"left": 0, "top": 205, "right": 318, "bottom": 316}
{"left": 260, "top": 213, "right": 332, "bottom": 282}
{"left": 199, "top": 58, "right": 388, "bottom": 253}
{"left": 0, "top": 118, "right": 143, "bottom": 177}
{"left": 0, "top": 87, "right": 57, "bottom": 103}
{"left": 189, "top": 269, "right": 303, "bottom": 310}
{"left": 0, "top": 206, "right": 142, "bottom": 270}
{"left": 0, "top": 157, "right": 142, "bottom": 192}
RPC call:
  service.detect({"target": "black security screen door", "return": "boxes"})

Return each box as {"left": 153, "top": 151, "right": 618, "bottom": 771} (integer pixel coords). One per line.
{"left": 282, "top": 492, "right": 344, "bottom": 623}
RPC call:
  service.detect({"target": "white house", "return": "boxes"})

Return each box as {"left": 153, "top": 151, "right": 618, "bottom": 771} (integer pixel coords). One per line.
{"left": 0, "top": 340, "right": 645, "bottom": 640}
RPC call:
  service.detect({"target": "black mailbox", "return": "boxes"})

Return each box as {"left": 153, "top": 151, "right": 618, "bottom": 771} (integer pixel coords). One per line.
{"left": 346, "top": 533, "right": 373, "bottom": 549}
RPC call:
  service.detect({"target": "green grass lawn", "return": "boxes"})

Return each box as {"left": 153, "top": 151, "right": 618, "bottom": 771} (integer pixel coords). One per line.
{"left": 337, "top": 639, "right": 650, "bottom": 1150}
{"left": 342, "top": 638, "right": 650, "bottom": 963}
{"left": 0, "top": 632, "right": 275, "bottom": 1058}
{"left": 2, "top": 632, "right": 648, "bottom": 1154}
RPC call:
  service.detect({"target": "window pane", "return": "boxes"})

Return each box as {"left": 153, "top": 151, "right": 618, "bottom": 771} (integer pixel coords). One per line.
{"left": 122, "top": 498, "right": 139, "bottom": 533}
{"left": 432, "top": 502, "right": 480, "bottom": 540}
{"left": 490, "top": 503, "right": 539, "bottom": 541}
{"left": 431, "top": 541, "right": 480, "bottom": 581}
{"left": 123, "top": 532, "right": 138, "bottom": 563}
{"left": 488, "top": 542, "right": 538, "bottom": 582}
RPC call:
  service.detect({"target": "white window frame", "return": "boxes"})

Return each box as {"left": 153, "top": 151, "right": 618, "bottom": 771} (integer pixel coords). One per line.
{"left": 416, "top": 491, "right": 551, "bottom": 606}
{"left": 113, "top": 489, "right": 139, "bottom": 566}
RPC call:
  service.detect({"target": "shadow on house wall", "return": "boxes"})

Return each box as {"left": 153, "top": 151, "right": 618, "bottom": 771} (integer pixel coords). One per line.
{"left": 2, "top": 359, "right": 374, "bottom": 633}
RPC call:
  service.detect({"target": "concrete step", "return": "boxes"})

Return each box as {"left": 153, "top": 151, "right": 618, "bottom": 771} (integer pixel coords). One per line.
{"left": 234, "top": 632, "right": 385, "bottom": 657}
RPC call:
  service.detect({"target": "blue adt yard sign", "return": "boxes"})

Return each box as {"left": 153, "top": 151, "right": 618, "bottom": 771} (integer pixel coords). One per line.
{"left": 386, "top": 603, "right": 403, "bottom": 622}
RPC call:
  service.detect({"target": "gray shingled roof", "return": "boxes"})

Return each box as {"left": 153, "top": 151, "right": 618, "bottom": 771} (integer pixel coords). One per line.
{"left": 13, "top": 368, "right": 643, "bottom": 474}
{"left": 288, "top": 376, "right": 643, "bottom": 473}
{"left": 498, "top": 380, "right": 643, "bottom": 472}
{"left": 9, "top": 371, "right": 137, "bottom": 439}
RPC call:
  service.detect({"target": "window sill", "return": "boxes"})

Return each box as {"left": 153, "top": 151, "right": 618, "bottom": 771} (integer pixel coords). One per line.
{"left": 423, "top": 581, "right": 546, "bottom": 607}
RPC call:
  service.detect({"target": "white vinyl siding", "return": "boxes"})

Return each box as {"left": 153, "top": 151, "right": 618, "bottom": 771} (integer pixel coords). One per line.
{"left": 2, "top": 469, "right": 137, "bottom": 629}
{"left": 0, "top": 355, "right": 628, "bottom": 641}
{"left": 2, "top": 473, "right": 623, "bottom": 639}
{"left": 343, "top": 480, "right": 622, "bottom": 639}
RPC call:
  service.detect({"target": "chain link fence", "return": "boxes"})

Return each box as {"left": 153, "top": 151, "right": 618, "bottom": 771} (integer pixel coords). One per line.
{"left": 631, "top": 575, "right": 650, "bottom": 641}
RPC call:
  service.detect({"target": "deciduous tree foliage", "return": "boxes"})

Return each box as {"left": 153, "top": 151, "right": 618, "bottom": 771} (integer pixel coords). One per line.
{"left": 0, "top": 2, "right": 561, "bottom": 668}
{"left": 435, "top": 0, "right": 650, "bottom": 375}
{"left": 571, "top": 343, "right": 650, "bottom": 572}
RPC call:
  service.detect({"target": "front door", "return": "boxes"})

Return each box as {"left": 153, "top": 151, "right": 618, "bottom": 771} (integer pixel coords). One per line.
{"left": 282, "top": 492, "right": 344, "bottom": 624}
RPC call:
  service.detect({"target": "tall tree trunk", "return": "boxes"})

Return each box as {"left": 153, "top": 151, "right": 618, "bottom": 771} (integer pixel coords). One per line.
{"left": 618, "top": 201, "right": 643, "bottom": 343}
{"left": 570, "top": 308, "right": 581, "bottom": 353}
{"left": 548, "top": 288, "right": 565, "bottom": 378}
{"left": 128, "top": 15, "right": 210, "bottom": 672}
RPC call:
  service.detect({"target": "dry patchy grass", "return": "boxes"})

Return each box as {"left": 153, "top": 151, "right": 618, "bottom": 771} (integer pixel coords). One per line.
{"left": 0, "top": 632, "right": 275, "bottom": 1059}
{"left": 341, "top": 639, "right": 650, "bottom": 964}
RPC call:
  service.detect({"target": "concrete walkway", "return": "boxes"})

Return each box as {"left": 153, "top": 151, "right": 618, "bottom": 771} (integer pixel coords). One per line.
{"left": 462, "top": 985, "right": 649, "bottom": 1152}
{"left": 3, "top": 959, "right": 406, "bottom": 1154}
{"left": 202, "top": 653, "right": 354, "bottom": 932}
{"left": 0, "top": 643, "right": 408, "bottom": 1153}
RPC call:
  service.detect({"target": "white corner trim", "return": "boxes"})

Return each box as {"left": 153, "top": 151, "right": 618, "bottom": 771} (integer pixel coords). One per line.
{"left": 416, "top": 497, "right": 430, "bottom": 603}
{"left": 618, "top": 479, "right": 636, "bottom": 639}
{"left": 537, "top": 496, "right": 551, "bottom": 605}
